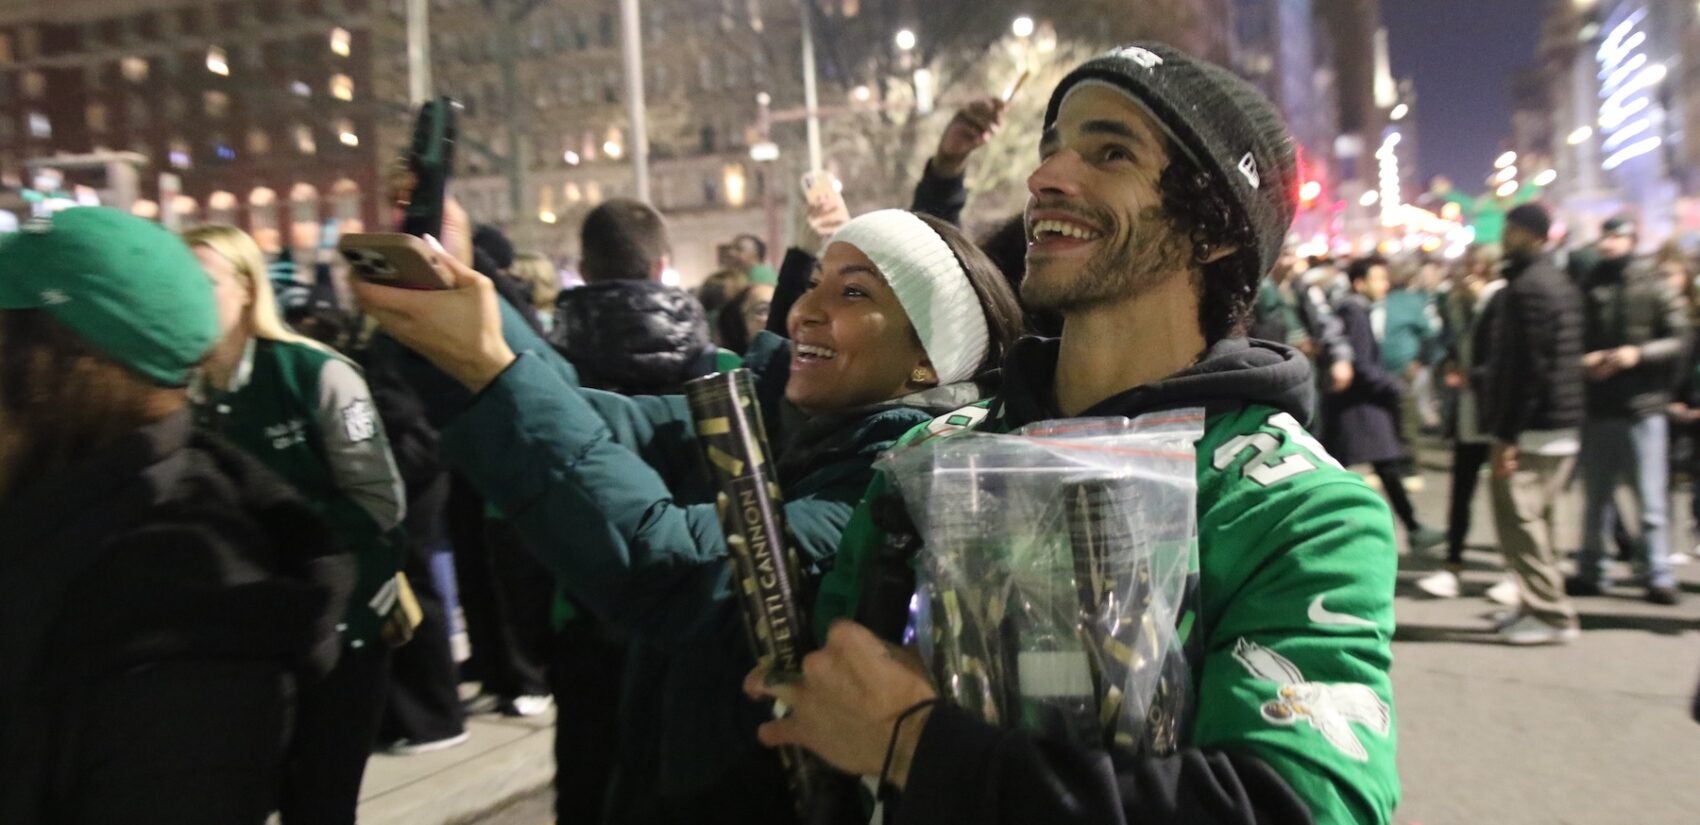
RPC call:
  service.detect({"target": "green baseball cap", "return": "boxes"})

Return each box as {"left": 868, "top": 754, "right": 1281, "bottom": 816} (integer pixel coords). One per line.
{"left": 0, "top": 207, "right": 218, "bottom": 387}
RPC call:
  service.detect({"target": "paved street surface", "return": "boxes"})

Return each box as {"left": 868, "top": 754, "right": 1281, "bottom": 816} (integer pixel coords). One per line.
{"left": 387, "top": 445, "right": 1700, "bottom": 825}
{"left": 1390, "top": 447, "right": 1700, "bottom": 825}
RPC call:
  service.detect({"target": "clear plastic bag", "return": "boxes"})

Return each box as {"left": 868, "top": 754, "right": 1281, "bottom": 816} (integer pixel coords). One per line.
{"left": 878, "top": 409, "right": 1204, "bottom": 756}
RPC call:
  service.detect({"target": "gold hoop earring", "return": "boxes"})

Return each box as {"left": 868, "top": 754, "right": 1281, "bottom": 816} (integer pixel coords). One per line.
{"left": 911, "top": 368, "right": 933, "bottom": 384}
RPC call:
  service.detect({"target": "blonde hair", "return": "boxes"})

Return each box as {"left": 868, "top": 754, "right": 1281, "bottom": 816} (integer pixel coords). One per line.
{"left": 511, "top": 252, "right": 560, "bottom": 310}
{"left": 182, "top": 224, "right": 329, "bottom": 352}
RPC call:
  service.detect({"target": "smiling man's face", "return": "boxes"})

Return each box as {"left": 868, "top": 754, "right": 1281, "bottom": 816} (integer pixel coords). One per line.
{"left": 1022, "top": 84, "right": 1191, "bottom": 314}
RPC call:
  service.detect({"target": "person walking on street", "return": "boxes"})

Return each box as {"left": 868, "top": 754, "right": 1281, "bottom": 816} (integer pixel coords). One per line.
{"left": 1567, "top": 217, "right": 1692, "bottom": 605}
{"left": 1328, "top": 256, "right": 1446, "bottom": 553}
{"left": 1418, "top": 246, "right": 1512, "bottom": 600}
{"left": 1481, "top": 204, "right": 1586, "bottom": 644}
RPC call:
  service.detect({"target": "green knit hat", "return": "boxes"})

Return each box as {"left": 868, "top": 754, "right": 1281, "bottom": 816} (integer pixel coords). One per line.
{"left": 0, "top": 208, "right": 218, "bottom": 387}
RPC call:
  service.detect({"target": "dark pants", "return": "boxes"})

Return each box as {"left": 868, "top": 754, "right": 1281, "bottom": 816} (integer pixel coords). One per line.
{"left": 447, "top": 477, "right": 551, "bottom": 698}
{"left": 484, "top": 518, "right": 555, "bottom": 697}
{"left": 1446, "top": 441, "right": 1492, "bottom": 565}
{"left": 1373, "top": 460, "right": 1420, "bottom": 532}
{"left": 549, "top": 617, "right": 627, "bottom": 822}
{"left": 380, "top": 475, "right": 465, "bottom": 744}
{"left": 279, "top": 645, "right": 392, "bottom": 825}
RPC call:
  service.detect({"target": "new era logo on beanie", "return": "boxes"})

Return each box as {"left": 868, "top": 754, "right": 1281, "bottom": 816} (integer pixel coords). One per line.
{"left": 1044, "top": 42, "right": 1299, "bottom": 284}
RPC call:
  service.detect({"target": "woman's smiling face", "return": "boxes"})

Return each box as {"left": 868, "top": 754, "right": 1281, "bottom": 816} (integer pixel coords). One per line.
{"left": 784, "top": 242, "right": 930, "bottom": 415}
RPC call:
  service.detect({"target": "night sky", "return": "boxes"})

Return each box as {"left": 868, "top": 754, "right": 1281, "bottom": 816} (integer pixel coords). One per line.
{"left": 1382, "top": 0, "right": 1546, "bottom": 193}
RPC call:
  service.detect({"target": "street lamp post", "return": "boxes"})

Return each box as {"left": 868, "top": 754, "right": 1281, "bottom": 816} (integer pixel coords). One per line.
{"left": 799, "top": 0, "right": 823, "bottom": 172}
{"left": 619, "top": 0, "right": 650, "bottom": 202}
{"left": 406, "top": 0, "right": 432, "bottom": 105}
{"left": 754, "top": 93, "right": 781, "bottom": 258}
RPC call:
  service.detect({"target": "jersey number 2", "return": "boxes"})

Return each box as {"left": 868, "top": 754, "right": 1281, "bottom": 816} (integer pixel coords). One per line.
{"left": 1211, "top": 413, "right": 1342, "bottom": 487}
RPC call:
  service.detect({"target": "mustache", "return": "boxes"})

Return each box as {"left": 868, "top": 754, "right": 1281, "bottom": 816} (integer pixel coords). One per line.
{"left": 1024, "top": 197, "right": 1117, "bottom": 233}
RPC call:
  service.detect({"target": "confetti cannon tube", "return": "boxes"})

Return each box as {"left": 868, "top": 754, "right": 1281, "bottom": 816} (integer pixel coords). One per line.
{"left": 684, "top": 369, "right": 850, "bottom": 823}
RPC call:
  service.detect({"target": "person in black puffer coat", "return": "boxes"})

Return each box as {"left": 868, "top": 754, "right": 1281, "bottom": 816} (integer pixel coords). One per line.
{"left": 550, "top": 200, "right": 727, "bottom": 394}
{"left": 1478, "top": 204, "right": 1586, "bottom": 643}
{"left": 0, "top": 209, "right": 351, "bottom": 825}
{"left": 543, "top": 198, "right": 732, "bottom": 822}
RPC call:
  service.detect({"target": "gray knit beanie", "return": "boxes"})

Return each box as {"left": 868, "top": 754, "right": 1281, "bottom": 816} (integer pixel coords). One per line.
{"left": 1044, "top": 43, "right": 1300, "bottom": 284}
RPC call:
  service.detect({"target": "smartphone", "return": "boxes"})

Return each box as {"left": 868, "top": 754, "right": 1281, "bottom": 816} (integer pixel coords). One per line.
{"left": 338, "top": 233, "right": 454, "bottom": 290}
{"left": 800, "top": 170, "right": 851, "bottom": 228}
{"left": 395, "top": 97, "right": 460, "bottom": 238}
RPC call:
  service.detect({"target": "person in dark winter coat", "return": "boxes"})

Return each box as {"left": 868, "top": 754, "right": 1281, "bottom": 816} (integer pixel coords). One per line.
{"left": 550, "top": 204, "right": 730, "bottom": 391}
{"left": 0, "top": 208, "right": 351, "bottom": 825}
{"left": 1479, "top": 203, "right": 1586, "bottom": 644}
{"left": 544, "top": 198, "right": 736, "bottom": 820}
{"left": 1568, "top": 216, "right": 1693, "bottom": 605}
{"left": 357, "top": 207, "right": 1024, "bottom": 824}
{"left": 1327, "top": 256, "right": 1445, "bottom": 551}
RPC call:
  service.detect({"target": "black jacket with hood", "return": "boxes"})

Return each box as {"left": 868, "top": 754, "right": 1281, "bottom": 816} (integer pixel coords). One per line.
{"left": 0, "top": 411, "right": 351, "bottom": 825}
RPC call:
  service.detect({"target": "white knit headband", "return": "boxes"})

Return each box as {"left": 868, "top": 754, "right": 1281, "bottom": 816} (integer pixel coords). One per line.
{"left": 826, "top": 209, "right": 990, "bottom": 386}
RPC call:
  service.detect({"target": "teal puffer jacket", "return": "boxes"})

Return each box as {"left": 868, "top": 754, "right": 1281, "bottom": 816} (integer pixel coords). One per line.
{"left": 431, "top": 303, "right": 987, "bottom": 820}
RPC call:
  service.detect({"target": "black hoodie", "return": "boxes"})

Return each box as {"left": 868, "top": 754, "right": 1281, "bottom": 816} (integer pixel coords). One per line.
{"left": 993, "top": 335, "right": 1317, "bottom": 427}
{"left": 891, "top": 335, "right": 1347, "bottom": 825}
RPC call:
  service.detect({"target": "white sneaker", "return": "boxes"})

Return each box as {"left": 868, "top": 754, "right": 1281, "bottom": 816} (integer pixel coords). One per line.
{"left": 1485, "top": 577, "right": 1521, "bottom": 607}
{"left": 1497, "top": 614, "right": 1579, "bottom": 646}
{"left": 383, "top": 731, "right": 470, "bottom": 756}
{"left": 504, "top": 694, "right": 554, "bottom": 717}
{"left": 1415, "top": 570, "right": 1461, "bottom": 598}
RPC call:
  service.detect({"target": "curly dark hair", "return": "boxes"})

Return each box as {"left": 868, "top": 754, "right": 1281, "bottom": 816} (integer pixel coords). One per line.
{"left": 1156, "top": 150, "right": 1261, "bottom": 344}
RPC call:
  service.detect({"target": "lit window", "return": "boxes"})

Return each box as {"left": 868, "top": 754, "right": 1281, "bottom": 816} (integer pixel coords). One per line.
{"left": 173, "top": 195, "right": 198, "bottom": 217}
{"left": 22, "top": 71, "right": 45, "bottom": 99}
{"left": 204, "top": 90, "right": 231, "bottom": 118}
{"left": 0, "top": 33, "right": 12, "bottom": 65}
{"left": 85, "top": 103, "right": 109, "bottom": 133}
{"left": 723, "top": 164, "right": 746, "bottom": 207}
{"left": 120, "top": 56, "right": 148, "bottom": 83}
{"left": 291, "top": 80, "right": 312, "bottom": 98}
{"left": 169, "top": 138, "right": 192, "bottom": 169}
{"left": 211, "top": 134, "right": 236, "bottom": 162}
{"left": 330, "top": 27, "right": 352, "bottom": 57}
{"left": 295, "top": 124, "right": 317, "bottom": 155}
{"left": 25, "top": 112, "right": 49, "bottom": 138}
{"left": 336, "top": 118, "right": 358, "bottom": 147}
{"left": 330, "top": 74, "right": 354, "bottom": 101}
{"left": 247, "top": 127, "right": 272, "bottom": 155}
{"left": 207, "top": 47, "right": 229, "bottom": 76}
{"left": 209, "top": 191, "right": 238, "bottom": 211}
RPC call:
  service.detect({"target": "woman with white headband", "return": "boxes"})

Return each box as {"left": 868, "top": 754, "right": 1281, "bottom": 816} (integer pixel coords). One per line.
{"left": 357, "top": 208, "right": 1022, "bottom": 824}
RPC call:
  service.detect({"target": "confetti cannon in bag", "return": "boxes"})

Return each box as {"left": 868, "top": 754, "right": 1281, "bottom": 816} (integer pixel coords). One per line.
{"left": 684, "top": 369, "right": 855, "bottom": 824}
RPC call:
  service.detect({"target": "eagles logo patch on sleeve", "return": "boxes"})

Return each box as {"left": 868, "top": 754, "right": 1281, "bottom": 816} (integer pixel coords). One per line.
{"left": 1232, "top": 638, "right": 1390, "bottom": 762}
{"left": 341, "top": 399, "right": 379, "bottom": 443}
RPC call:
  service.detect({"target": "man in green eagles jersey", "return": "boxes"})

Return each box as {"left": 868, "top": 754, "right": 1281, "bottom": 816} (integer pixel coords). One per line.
{"left": 746, "top": 44, "right": 1400, "bottom": 825}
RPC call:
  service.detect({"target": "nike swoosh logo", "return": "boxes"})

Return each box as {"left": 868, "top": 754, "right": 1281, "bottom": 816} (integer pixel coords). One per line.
{"left": 1309, "top": 595, "right": 1377, "bottom": 628}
